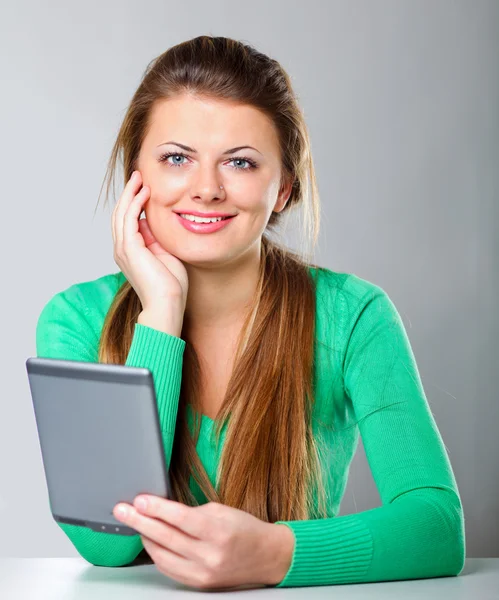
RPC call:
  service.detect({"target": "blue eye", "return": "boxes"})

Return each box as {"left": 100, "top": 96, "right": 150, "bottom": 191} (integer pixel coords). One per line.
{"left": 164, "top": 153, "right": 186, "bottom": 166}
{"left": 158, "top": 152, "right": 258, "bottom": 171}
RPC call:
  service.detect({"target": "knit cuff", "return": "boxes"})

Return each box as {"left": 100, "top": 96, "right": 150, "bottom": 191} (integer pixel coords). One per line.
{"left": 274, "top": 514, "right": 373, "bottom": 587}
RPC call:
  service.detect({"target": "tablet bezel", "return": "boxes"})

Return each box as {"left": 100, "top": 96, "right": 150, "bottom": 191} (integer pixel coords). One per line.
{"left": 26, "top": 356, "right": 173, "bottom": 537}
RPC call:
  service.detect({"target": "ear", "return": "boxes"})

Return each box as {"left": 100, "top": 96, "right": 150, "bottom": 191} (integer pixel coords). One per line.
{"left": 273, "top": 174, "right": 295, "bottom": 214}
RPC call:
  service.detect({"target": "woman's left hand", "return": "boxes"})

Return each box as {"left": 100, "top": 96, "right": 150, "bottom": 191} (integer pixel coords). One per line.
{"left": 112, "top": 496, "right": 294, "bottom": 590}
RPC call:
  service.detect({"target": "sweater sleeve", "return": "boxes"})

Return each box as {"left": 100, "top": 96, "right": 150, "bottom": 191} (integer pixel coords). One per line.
{"left": 274, "top": 285, "right": 465, "bottom": 587}
{"left": 35, "top": 288, "right": 186, "bottom": 567}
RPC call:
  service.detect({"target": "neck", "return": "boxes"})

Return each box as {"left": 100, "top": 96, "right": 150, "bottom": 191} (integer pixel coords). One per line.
{"left": 182, "top": 240, "right": 262, "bottom": 334}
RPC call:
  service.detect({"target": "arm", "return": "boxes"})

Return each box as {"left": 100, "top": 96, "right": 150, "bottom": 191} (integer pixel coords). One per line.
{"left": 35, "top": 286, "right": 186, "bottom": 567}
{"left": 273, "top": 285, "right": 465, "bottom": 587}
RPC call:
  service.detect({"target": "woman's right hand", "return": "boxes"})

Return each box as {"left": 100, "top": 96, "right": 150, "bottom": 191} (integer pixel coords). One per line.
{"left": 112, "top": 170, "right": 189, "bottom": 314}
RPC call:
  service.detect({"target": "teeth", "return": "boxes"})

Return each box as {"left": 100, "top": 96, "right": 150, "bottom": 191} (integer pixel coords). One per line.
{"left": 180, "top": 214, "right": 228, "bottom": 223}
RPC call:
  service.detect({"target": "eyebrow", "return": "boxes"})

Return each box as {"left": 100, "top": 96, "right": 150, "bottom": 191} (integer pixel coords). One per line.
{"left": 156, "top": 141, "right": 263, "bottom": 155}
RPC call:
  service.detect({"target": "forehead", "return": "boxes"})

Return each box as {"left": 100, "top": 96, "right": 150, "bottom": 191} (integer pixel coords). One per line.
{"left": 144, "top": 94, "right": 279, "bottom": 151}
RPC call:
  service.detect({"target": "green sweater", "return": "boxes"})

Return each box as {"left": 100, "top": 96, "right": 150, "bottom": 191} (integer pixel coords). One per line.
{"left": 35, "top": 266, "right": 465, "bottom": 587}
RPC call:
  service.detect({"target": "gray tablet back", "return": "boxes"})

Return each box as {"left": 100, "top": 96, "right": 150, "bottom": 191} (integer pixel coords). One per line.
{"left": 26, "top": 357, "right": 172, "bottom": 536}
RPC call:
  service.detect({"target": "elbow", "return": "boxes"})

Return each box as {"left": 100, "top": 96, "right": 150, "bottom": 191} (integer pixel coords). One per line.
{"left": 446, "top": 491, "right": 466, "bottom": 576}
{"left": 81, "top": 554, "right": 134, "bottom": 568}
{"left": 57, "top": 522, "right": 143, "bottom": 567}
{"left": 452, "top": 546, "right": 466, "bottom": 577}
{"left": 436, "top": 489, "right": 467, "bottom": 576}
{"left": 445, "top": 532, "right": 465, "bottom": 577}
{"left": 398, "top": 486, "right": 466, "bottom": 577}
{"left": 82, "top": 546, "right": 151, "bottom": 568}
{"left": 78, "top": 541, "right": 144, "bottom": 568}
{"left": 449, "top": 510, "right": 466, "bottom": 576}
{"left": 74, "top": 546, "right": 140, "bottom": 568}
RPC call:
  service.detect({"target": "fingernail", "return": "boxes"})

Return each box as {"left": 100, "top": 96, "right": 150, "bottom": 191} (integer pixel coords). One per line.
{"left": 115, "top": 505, "right": 127, "bottom": 518}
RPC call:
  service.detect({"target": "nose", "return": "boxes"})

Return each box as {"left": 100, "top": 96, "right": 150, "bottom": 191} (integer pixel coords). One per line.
{"left": 190, "top": 164, "right": 225, "bottom": 202}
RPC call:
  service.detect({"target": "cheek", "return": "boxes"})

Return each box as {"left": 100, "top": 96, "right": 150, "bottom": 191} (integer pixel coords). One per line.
{"left": 143, "top": 195, "right": 170, "bottom": 216}
{"left": 235, "top": 187, "right": 272, "bottom": 211}
{"left": 231, "top": 173, "right": 270, "bottom": 197}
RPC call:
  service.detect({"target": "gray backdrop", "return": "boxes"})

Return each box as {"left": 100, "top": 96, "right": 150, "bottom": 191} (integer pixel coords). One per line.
{"left": 1, "top": 0, "right": 497, "bottom": 558}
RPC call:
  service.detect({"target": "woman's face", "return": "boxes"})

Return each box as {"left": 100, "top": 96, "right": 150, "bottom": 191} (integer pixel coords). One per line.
{"left": 136, "top": 94, "right": 292, "bottom": 266}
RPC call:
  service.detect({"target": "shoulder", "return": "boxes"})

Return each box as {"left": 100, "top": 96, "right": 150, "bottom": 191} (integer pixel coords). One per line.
{"left": 307, "top": 265, "right": 393, "bottom": 342}
{"left": 38, "top": 270, "right": 126, "bottom": 329}
{"left": 308, "top": 264, "right": 386, "bottom": 309}
{"left": 36, "top": 271, "right": 127, "bottom": 361}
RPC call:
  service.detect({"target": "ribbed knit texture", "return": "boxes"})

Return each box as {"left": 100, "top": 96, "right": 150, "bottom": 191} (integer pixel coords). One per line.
{"left": 35, "top": 267, "right": 465, "bottom": 586}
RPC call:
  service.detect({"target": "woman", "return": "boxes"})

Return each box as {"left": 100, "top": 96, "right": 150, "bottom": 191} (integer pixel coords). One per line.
{"left": 36, "top": 35, "right": 465, "bottom": 590}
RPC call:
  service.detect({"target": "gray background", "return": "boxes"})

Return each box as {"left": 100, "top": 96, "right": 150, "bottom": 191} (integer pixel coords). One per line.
{"left": 1, "top": 0, "right": 497, "bottom": 558}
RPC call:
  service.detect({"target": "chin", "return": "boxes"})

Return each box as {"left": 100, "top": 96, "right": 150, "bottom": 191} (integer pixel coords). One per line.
{"left": 173, "top": 246, "right": 243, "bottom": 267}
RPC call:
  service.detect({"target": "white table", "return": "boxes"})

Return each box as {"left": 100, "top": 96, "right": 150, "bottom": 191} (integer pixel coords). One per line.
{"left": 0, "top": 558, "right": 497, "bottom": 599}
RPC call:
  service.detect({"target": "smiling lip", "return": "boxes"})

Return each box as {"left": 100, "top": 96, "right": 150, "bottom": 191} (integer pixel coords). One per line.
{"left": 175, "top": 212, "right": 236, "bottom": 233}
{"left": 174, "top": 210, "right": 237, "bottom": 217}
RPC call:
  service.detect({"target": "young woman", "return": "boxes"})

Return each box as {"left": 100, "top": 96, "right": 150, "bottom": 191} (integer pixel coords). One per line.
{"left": 36, "top": 35, "right": 465, "bottom": 590}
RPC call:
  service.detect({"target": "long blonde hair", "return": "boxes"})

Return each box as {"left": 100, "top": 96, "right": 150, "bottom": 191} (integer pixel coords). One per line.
{"left": 95, "top": 35, "right": 329, "bottom": 522}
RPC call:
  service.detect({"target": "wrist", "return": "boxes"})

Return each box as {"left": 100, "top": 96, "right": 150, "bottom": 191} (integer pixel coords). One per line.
{"left": 138, "top": 307, "right": 183, "bottom": 337}
{"left": 262, "top": 523, "right": 295, "bottom": 586}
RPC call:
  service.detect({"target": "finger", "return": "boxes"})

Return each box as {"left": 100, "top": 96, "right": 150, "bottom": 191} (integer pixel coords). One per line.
{"left": 141, "top": 536, "right": 203, "bottom": 589}
{"left": 114, "top": 170, "right": 144, "bottom": 253}
{"left": 112, "top": 171, "right": 137, "bottom": 247}
{"left": 138, "top": 218, "right": 169, "bottom": 255}
{"left": 136, "top": 496, "right": 208, "bottom": 540}
{"left": 113, "top": 504, "right": 204, "bottom": 562}
{"left": 138, "top": 216, "right": 158, "bottom": 247}
{"left": 123, "top": 185, "right": 150, "bottom": 254}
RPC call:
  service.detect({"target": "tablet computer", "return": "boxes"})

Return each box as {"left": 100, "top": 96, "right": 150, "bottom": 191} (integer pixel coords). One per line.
{"left": 25, "top": 356, "right": 173, "bottom": 536}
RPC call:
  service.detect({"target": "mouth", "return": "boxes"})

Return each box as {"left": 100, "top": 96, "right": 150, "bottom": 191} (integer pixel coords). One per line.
{"left": 174, "top": 212, "right": 236, "bottom": 220}
{"left": 174, "top": 212, "right": 237, "bottom": 233}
